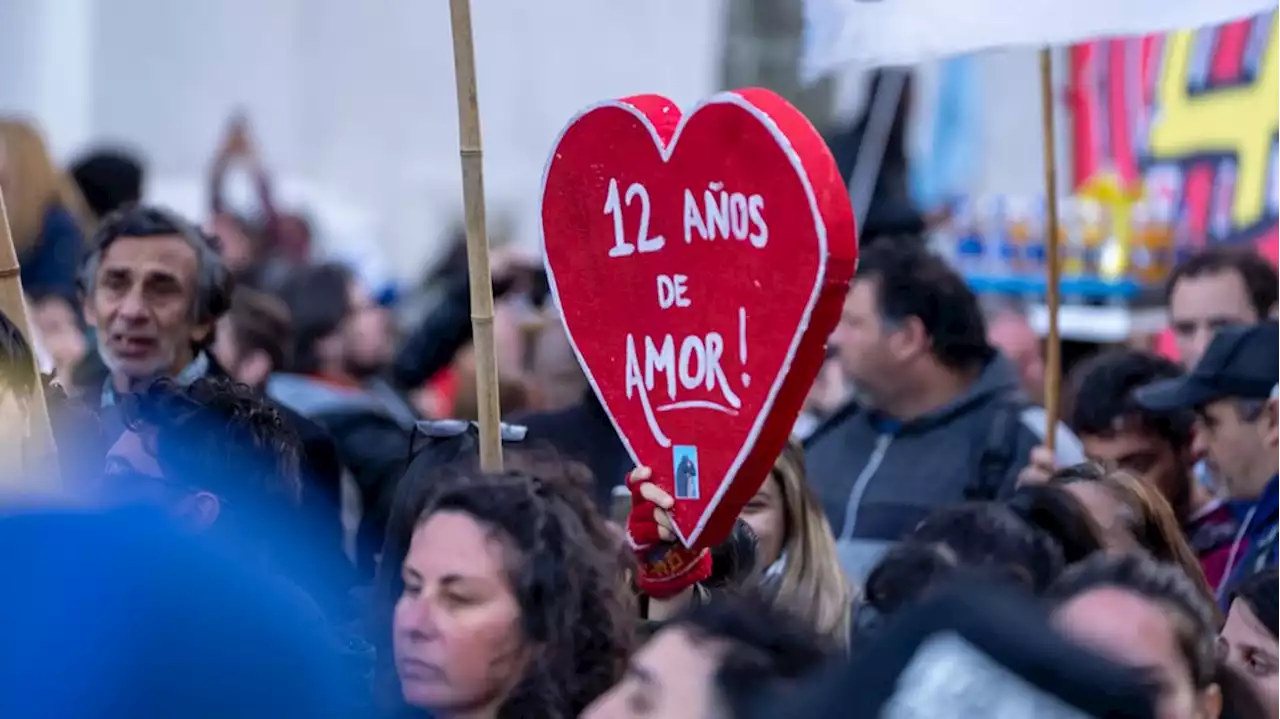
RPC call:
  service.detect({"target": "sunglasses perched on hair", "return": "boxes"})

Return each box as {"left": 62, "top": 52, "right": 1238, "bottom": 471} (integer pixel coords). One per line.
{"left": 400, "top": 419, "right": 529, "bottom": 472}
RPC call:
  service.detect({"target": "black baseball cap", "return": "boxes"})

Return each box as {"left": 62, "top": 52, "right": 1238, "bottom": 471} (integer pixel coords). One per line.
{"left": 1135, "top": 322, "right": 1278, "bottom": 412}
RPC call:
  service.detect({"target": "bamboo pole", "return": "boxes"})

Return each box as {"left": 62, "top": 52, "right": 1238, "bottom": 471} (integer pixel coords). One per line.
{"left": 0, "top": 188, "right": 60, "bottom": 482}
{"left": 1038, "top": 48, "right": 1063, "bottom": 453}
{"left": 448, "top": 0, "right": 504, "bottom": 472}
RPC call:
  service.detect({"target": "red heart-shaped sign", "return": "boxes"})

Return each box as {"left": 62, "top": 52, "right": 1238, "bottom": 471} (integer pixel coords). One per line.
{"left": 541, "top": 89, "right": 857, "bottom": 550}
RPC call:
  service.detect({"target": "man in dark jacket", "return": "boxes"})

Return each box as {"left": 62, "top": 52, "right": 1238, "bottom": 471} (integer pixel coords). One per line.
{"left": 805, "top": 241, "right": 1082, "bottom": 583}
{"left": 1135, "top": 322, "right": 1279, "bottom": 597}
{"left": 72, "top": 205, "right": 350, "bottom": 606}
{"left": 269, "top": 262, "right": 417, "bottom": 576}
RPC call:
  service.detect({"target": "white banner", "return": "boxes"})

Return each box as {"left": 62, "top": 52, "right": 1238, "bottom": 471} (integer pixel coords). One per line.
{"left": 802, "top": 0, "right": 1277, "bottom": 75}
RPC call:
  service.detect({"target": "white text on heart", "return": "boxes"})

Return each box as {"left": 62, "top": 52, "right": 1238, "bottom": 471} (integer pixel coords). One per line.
{"left": 683, "top": 182, "right": 768, "bottom": 247}
{"left": 602, "top": 178, "right": 769, "bottom": 258}
{"left": 621, "top": 305, "right": 750, "bottom": 449}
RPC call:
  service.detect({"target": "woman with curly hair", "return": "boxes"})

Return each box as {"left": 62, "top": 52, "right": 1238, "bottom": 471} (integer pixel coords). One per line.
{"left": 378, "top": 451, "right": 634, "bottom": 718}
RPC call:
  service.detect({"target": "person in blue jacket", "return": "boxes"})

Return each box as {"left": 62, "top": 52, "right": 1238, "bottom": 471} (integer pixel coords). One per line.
{"left": 0, "top": 119, "right": 93, "bottom": 302}
{"left": 1136, "top": 321, "right": 1279, "bottom": 603}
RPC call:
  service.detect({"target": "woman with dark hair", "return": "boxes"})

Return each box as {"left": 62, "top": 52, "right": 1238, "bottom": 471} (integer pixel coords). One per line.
{"left": 1048, "top": 553, "right": 1223, "bottom": 719}
{"left": 1006, "top": 483, "right": 1108, "bottom": 565}
{"left": 857, "top": 501, "right": 1067, "bottom": 634}
{"left": 910, "top": 501, "right": 1067, "bottom": 594}
{"left": 1050, "top": 462, "right": 1217, "bottom": 606}
{"left": 1219, "top": 569, "right": 1278, "bottom": 717}
{"left": 377, "top": 452, "right": 634, "bottom": 718}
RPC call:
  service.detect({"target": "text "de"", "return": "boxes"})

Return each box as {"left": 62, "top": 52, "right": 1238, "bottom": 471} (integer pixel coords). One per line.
{"left": 657, "top": 274, "right": 691, "bottom": 309}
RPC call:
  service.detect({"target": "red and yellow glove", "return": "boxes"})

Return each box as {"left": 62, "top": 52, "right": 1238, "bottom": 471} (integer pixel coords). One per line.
{"left": 625, "top": 467, "right": 711, "bottom": 599}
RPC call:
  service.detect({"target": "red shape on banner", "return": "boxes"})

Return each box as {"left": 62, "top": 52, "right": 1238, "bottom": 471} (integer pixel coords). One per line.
{"left": 541, "top": 89, "right": 857, "bottom": 550}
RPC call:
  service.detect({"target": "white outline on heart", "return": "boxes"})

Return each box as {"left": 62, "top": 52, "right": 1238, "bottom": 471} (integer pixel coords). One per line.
{"left": 539, "top": 91, "right": 830, "bottom": 549}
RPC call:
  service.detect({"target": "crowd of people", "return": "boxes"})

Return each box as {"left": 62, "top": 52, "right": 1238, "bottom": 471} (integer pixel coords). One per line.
{"left": 0, "top": 114, "right": 1276, "bottom": 718}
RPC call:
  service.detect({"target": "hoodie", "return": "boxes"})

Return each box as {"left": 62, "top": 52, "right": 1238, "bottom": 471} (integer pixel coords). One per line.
{"left": 804, "top": 355, "right": 1083, "bottom": 582}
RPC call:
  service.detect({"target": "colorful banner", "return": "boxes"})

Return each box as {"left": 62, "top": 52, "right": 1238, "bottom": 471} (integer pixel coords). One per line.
{"left": 1069, "top": 12, "right": 1279, "bottom": 262}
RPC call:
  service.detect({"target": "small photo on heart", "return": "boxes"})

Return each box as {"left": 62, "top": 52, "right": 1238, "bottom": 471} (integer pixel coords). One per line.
{"left": 672, "top": 445, "right": 701, "bottom": 501}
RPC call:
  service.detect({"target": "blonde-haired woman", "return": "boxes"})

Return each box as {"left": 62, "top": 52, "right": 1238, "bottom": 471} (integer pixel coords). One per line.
{"left": 638, "top": 438, "right": 855, "bottom": 649}
{"left": 0, "top": 119, "right": 93, "bottom": 299}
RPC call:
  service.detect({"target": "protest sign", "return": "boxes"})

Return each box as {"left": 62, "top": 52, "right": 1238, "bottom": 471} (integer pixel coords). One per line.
{"left": 541, "top": 89, "right": 857, "bottom": 549}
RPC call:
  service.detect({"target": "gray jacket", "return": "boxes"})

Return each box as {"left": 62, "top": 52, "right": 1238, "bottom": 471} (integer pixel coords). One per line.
{"left": 804, "top": 355, "right": 1083, "bottom": 582}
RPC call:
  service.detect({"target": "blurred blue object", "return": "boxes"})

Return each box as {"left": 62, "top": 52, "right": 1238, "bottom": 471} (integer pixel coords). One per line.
{"left": 374, "top": 284, "right": 400, "bottom": 308}
{"left": 910, "top": 54, "right": 981, "bottom": 214}
{"left": 965, "top": 275, "right": 1143, "bottom": 299}
{"left": 0, "top": 506, "right": 371, "bottom": 718}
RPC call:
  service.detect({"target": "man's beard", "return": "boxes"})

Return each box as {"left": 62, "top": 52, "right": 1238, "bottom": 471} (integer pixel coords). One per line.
{"left": 98, "top": 338, "right": 180, "bottom": 390}
{"left": 848, "top": 380, "right": 884, "bottom": 411}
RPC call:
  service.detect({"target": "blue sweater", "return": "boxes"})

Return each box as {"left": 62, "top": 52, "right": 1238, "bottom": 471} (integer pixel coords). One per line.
{"left": 20, "top": 204, "right": 85, "bottom": 300}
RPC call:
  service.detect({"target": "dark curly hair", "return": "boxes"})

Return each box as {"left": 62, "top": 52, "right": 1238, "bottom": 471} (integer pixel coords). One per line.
{"left": 119, "top": 376, "right": 301, "bottom": 529}
{"left": 1005, "top": 483, "right": 1107, "bottom": 566}
{"left": 857, "top": 502, "right": 1067, "bottom": 639}
{"left": 376, "top": 450, "right": 634, "bottom": 718}
{"left": 910, "top": 501, "right": 1066, "bottom": 594}
{"left": 1047, "top": 553, "right": 1220, "bottom": 692}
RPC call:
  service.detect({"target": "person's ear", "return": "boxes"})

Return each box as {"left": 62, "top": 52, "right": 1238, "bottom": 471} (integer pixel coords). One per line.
{"left": 190, "top": 321, "right": 214, "bottom": 347}
{"left": 178, "top": 491, "right": 221, "bottom": 532}
{"left": 1196, "top": 682, "right": 1221, "bottom": 719}
{"left": 888, "top": 316, "right": 929, "bottom": 363}
{"left": 1263, "top": 397, "right": 1278, "bottom": 449}
{"left": 82, "top": 293, "right": 98, "bottom": 330}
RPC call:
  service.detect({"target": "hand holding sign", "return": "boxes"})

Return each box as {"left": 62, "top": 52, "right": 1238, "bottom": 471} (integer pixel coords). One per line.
{"left": 625, "top": 466, "right": 712, "bottom": 599}
{"left": 542, "top": 89, "right": 857, "bottom": 552}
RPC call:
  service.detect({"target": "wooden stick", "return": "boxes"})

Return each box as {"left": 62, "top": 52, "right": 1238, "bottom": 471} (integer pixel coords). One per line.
{"left": 1039, "top": 48, "right": 1063, "bottom": 453}
{"left": 448, "top": 0, "right": 504, "bottom": 472}
{"left": 0, "top": 188, "right": 60, "bottom": 482}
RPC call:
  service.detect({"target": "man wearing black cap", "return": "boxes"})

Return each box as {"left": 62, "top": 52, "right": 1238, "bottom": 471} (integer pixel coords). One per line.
{"left": 1135, "top": 322, "right": 1279, "bottom": 596}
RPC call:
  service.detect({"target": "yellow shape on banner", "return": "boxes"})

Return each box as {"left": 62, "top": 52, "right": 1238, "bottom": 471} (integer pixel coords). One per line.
{"left": 1079, "top": 172, "right": 1143, "bottom": 280}
{"left": 1148, "top": 15, "right": 1279, "bottom": 230}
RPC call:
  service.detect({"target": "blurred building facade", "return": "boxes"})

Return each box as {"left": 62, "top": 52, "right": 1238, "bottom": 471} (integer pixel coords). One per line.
{"left": 0, "top": 0, "right": 1061, "bottom": 281}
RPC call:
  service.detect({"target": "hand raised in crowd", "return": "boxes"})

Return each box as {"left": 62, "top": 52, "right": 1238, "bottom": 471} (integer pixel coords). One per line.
{"left": 1016, "top": 445, "right": 1058, "bottom": 487}
{"left": 217, "top": 112, "right": 260, "bottom": 166}
{"left": 625, "top": 466, "right": 712, "bottom": 600}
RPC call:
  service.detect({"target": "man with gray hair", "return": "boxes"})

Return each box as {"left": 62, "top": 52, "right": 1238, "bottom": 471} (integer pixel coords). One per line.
{"left": 1135, "top": 322, "right": 1279, "bottom": 595}
{"left": 75, "top": 205, "right": 233, "bottom": 406}
{"left": 71, "top": 205, "right": 351, "bottom": 611}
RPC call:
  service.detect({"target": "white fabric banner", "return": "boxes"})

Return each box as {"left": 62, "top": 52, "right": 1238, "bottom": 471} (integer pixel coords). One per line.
{"left": 803, "top": 0, "right": 1277, "bottom": 75}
